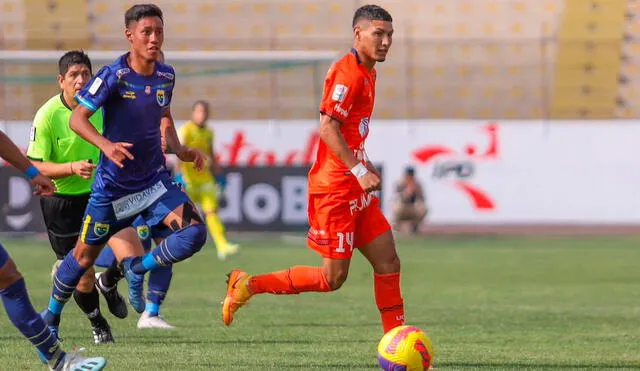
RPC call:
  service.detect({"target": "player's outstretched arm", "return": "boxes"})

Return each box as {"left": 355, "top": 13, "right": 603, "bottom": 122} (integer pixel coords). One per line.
{"left": 160, "top": 108, "right": 181, "bottom": 155}
{"left": 162, "top": 108, "right": 206, "bottom": 171}
{"left": 31, "top": 160, "right": 96, "bottom": 180}
{"left": 318, "top": 115, "right": 380, "bottom": 192}
{"left": 0, "top": 130, "right": 55, "bottom": 195}
{"left": 70, "top": 105, "right": 133, "bottom": 168}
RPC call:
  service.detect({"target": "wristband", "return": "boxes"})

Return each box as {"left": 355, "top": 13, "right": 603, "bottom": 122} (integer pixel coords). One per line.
{"left": 24, "top": 165, "right": 39, "bottom": 180}
{"left": 350, "top": 162, "right": 369, "bottom": 178}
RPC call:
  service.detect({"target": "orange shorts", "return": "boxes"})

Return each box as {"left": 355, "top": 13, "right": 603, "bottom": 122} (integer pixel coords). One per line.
{"left": 307, "top": 190, "right": 391, "bottom": 259}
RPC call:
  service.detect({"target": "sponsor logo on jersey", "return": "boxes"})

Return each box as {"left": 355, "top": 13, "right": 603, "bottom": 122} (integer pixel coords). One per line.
{"left": 334, "top": 103, "right": 349, "bottom": 117}
{"left": 112, "top": 181, "right": 168, "bottom": 220}
{"left": 332, "top": 84, "right": 348, "bottom": 102}
{"left": 88, "top": 77, "right": 103, "bottom": 95}
{"left": 122, "top": 91, "right": 136, "bottom": 99}
{"left": 116, "top": 68, "right": 130, "bottom": 78}
{"left": 157, "top": 71, "right": 175, "bottom": 80}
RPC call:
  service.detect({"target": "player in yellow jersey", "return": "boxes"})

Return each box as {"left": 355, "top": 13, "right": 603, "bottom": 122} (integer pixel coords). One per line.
{"left": 178, "top": 100, "right": 239, "bottom": 260}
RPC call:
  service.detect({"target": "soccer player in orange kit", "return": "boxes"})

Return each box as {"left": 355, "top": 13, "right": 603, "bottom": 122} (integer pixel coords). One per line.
{"left": 222, "top": 4, "right": 404, "bottom": 334}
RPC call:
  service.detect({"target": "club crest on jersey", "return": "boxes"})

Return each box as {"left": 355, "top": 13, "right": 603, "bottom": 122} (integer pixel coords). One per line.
{"left": 145, "top": 85, "right": 151, "bottom": 95}
{"left": 359, "top": 117, "right": 370, "bottom": 138}
{"left": 136, "top": 225, "right": 150, "bottom": 240}
{"left": 156, "top": 89, "right": 166, "bottom": 106}
{"left": 93, "top": 223, "right": 110, "bottom": 237}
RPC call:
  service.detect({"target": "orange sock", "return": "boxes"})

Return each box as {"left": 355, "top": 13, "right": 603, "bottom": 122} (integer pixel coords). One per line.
{"left": 374, "top": 272, "right": 405, "bottom": 333}
{"left": 248, "top": 266, "right": 332, "bottom": 295}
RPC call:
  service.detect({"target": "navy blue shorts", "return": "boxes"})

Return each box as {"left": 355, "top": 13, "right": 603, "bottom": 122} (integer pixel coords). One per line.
{"left": 80, "top": 172, "right": 190, "bottom": 246}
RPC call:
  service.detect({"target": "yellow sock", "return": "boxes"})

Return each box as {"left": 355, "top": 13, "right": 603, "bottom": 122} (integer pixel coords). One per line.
{"left": 206, "top": 212, "right": 229, "bottom": 251}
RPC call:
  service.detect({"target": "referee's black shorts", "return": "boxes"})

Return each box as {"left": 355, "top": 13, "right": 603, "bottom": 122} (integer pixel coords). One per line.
{"left": 40, "top": 193, "right": 90, "bottom": 259}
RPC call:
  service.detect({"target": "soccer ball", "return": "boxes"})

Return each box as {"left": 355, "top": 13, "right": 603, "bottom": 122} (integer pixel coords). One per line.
{"left": 376, "top": 325, "right": 434, "bottom": 370}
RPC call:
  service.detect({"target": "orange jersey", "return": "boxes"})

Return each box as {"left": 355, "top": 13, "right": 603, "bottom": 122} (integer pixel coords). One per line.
{"left": 308, "top": 49, "right": 377, "bottom": 194}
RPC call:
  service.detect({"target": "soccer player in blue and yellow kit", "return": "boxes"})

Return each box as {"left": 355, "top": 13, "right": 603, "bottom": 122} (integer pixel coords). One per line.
{"left": 42, "top": 4, "right": 208, "bottom": 334}
{"left": 94, "top": 49, "right": 175, "bottom": 328}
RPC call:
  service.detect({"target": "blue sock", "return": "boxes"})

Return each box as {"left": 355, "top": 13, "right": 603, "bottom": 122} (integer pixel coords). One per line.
{"left": 145, "top": 302, "right": 160, "bottom": 316}
{"left": 0, "top": 278, "right": 66, "bottom": 365}
{"left": 48, "top": 252, "right": 87, "bottom": 323}
{"left": 146, "top": 265, "right": 173, "bottom": 316}
{"left": 129, "top": 224, "right": 206, "bottom": 274}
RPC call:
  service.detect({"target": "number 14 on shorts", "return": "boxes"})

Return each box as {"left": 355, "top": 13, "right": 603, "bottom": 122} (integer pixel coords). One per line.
{"left": 336, "top": 232, "right": 354, "bottom": 253}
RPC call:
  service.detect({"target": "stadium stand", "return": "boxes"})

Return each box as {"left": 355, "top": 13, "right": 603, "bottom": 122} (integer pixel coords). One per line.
{"left": 617, "top": 0, "right": 640, "bottom": 118}
{"left": 550, "top": 0, "right": 627, "bottom": 118}
{"left": 0, "top": 0, "right": 636, "bottom": 120}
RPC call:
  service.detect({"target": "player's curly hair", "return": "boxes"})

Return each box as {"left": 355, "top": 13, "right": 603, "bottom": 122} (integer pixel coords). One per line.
{"left": 125, "top": 4, "right": 164, "bottom": 28}
{"left": 58, "top": 50, "right": 92, "bottom": 76}
{"left": 352, "top": 4, "right": 392, "bottom": 28}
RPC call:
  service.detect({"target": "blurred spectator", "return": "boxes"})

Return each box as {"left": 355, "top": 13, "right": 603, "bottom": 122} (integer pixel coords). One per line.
{"left": 393, "top": 166, "right": 428, "bottom": 234}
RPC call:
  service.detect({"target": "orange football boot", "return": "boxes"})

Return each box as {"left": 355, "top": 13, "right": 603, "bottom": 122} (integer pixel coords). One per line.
{"left": 222, "top": 269, "right": 253, "bottom": 326}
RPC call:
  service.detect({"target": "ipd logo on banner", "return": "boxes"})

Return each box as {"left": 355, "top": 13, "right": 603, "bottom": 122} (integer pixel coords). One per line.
{"left": 412, "top": 122, "right": 500, "bottom": 211}
{"left": 218, "top": 166, "right": 310, "bottom": 231}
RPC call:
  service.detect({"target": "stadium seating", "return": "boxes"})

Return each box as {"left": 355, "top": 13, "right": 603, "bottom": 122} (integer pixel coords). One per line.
{"left": 0, "top": 0, "right": 637, "bottom": 120}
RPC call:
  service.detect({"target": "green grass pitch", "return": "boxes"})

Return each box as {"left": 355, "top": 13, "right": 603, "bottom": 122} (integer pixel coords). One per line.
{"left": 1, "top": 234, "right": 639, "bottom": 370}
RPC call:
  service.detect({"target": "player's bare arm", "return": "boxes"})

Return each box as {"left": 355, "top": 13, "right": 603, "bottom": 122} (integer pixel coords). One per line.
{"left": 0, "top": 130, "right": 55, "bottom": 195}
{"left": 319, "top": 115, "right": 380, "bottom": 192}
{"left": 70, "top": 104, "right": 134, "bottom": 168}
{"left": 160, "top": 108, "right": 180, "bottom": 154}
{"left": 160, "top": 115, "right": 170, "bottom": 153}
{"left": 31, "top": 159, "right": 96, "bottom": 180}
{"left": 161, "top": 107, "right": 206, "bottom": 171}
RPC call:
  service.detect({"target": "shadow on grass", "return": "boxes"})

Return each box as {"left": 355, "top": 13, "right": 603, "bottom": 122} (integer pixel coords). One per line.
{"left": 281, "top": 322, "right": 381, "bottom": 328}
{"left": 130, "top": 337, "right": 373, "bottom": 345}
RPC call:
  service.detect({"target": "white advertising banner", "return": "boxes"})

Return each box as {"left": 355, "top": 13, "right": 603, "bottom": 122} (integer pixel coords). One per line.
{"left": 3, "top": 120, "right": 640, "bottom": 227}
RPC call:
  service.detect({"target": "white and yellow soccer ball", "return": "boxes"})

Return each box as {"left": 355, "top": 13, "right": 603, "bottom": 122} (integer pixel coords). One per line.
{"left": 377, "top": 325, "right": 434, "bottom": 370}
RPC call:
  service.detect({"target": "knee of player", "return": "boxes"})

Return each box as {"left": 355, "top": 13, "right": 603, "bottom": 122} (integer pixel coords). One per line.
{"left": 0, "top": 261, "right": 23, "bottom": 288}
{"left": 182, "top": 223, "right": 207, "bottom": 252}
{"left": 390, "top": 253, "right": 401, "bottom": 271}
{"left": 324, "top": 270, "right": 349, "bottom": 291}
{"left": 73, "top": 245, "right": 101, "bottom": 268}
{"left": 382, "top": 254, "right": 401, "bottom": 274}
{"left": 373, "top": 252, "right": 401, "bottom": 274}
{"left": 76, "top": 270, "right": 96, "bottom": 291}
